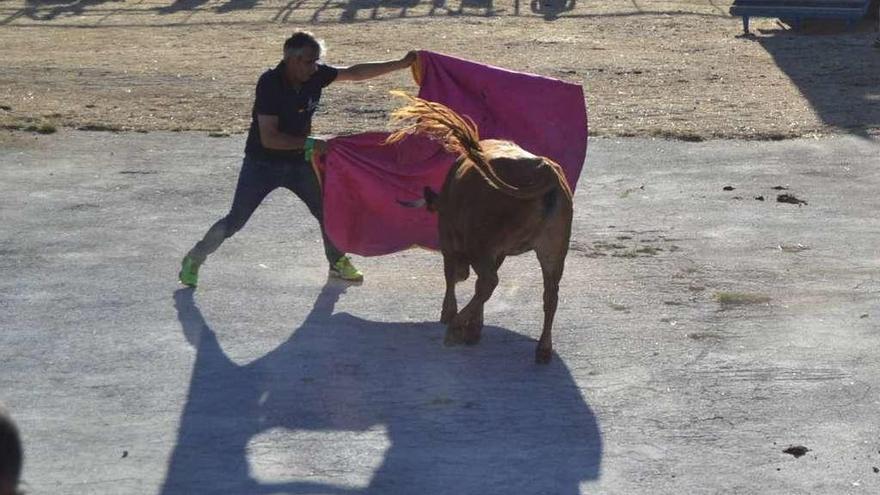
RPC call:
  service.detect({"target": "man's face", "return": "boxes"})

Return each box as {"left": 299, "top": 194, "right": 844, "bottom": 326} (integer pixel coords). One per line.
{"left": 287, "top": 46, "right": 320, "bottom": 84}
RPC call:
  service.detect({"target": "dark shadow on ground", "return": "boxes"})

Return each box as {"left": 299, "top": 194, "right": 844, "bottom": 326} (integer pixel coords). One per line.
{"left": 157, "top": 0, "right": 212, "bottom": 15}
{"left": 340, "top": 0, "right": 422, "bottom": 22}
{"left": 161, "top": 284, "right": 602, "bottom": 494}
{"left": 530, "top": 0, "right": 575, "bottom": 20}
{"left": 754, "top": 19, "right": 880, "bottom": 136}
{"left": 213, "top": 0, "right": 259, "bottom": 14}
{"left": 20, "top": 0, "right": 121, "bottom": 21}
{"left": 1, "top": 1, "right": 733, "bottom": 26}
{"left": 157, "top": 0, "right": 258, "bottom": 14}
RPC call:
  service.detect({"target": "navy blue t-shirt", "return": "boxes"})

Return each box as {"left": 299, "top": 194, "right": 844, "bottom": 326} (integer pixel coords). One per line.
{"left": 244, "top": 62, "right": 338, "bottom": 160}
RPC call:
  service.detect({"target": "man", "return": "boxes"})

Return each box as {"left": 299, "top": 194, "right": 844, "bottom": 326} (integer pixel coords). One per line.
{"left": 0, "top": 405, "right": 22, "bottom": 495}
{"left": 180, "top": 32, "right": 416, "bottom": 286}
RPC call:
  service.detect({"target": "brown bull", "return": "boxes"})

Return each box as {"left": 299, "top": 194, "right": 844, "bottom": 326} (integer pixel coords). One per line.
{"left": 388, "top": 93, "right": 574, "bottom": 364}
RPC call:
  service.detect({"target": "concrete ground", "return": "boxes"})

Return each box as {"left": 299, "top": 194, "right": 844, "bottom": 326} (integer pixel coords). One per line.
{"left": 1, "top": 131, "right": 879, "bottom": 494}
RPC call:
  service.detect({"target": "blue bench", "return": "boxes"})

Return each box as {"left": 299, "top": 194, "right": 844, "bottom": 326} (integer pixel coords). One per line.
{"left": 729, "top": 0, "right": 873, "bottom": 34}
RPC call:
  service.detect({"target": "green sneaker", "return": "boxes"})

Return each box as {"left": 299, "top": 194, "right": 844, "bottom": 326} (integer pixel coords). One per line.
{"left": 179, "top": 255, "right": 201, "bottom": 288}
{"left": 330, "top": 255, "right": 363, "bottom": 282}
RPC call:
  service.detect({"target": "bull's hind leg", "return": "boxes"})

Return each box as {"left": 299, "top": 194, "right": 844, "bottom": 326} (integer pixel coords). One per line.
{"left": 446, "top": 257, "right": 498, "bottom": 346}
{"left": 534, "top": 221, "right": 571, "bottom": 364}
{"left": 534, "top": 248, "right": 565, "bottom": 364}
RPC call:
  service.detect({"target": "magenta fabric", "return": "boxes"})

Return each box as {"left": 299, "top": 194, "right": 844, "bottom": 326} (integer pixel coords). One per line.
{"left": 317, "top": 131, "right": 449, "bottom": 255}
{"left": 316, "top": 50, "right": 588, "bottom": 256}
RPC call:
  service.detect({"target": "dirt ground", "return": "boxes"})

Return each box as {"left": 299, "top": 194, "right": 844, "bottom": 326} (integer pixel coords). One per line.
{"left": 1, "top": 0, "right": 879, "bottom": 141}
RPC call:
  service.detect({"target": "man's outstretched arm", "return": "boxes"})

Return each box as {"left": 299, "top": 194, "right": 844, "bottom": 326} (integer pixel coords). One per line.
{"left": 334, "top": 51, "right": 417, "bottom": 82}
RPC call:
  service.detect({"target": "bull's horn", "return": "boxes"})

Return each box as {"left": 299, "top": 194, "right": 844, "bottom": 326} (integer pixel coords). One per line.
{"left": 397, "top": 197, "right": 427, "bottom": 208}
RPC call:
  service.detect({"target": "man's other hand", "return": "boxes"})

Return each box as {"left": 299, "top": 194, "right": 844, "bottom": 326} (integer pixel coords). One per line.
{"left": 402, "top": 51, "right": 417, "bottom": 67}
{"left": 312, "top": 138, "right": 329, "bottom": 157}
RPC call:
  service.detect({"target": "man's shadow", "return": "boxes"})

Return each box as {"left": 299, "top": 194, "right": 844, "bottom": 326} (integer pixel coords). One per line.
{"left": 162, "top": 283, "right": 602, "bottom": 494}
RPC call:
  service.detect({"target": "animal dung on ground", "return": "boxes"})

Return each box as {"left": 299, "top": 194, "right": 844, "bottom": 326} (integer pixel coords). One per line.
{"left": 782, "top": 445, "right": 810, "bottom": 458}
{"left": 777, "top": 193, "right": 807, "bottom": 206}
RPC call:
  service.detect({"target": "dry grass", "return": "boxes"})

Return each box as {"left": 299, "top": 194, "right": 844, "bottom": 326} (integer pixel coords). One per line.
{"left": 714, "top": 291, "right": 772, "bottom": 307}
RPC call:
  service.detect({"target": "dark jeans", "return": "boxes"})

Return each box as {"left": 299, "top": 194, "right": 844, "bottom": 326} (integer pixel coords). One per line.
{"left": 186, "top": 154, "right": 343, "bottom": 266}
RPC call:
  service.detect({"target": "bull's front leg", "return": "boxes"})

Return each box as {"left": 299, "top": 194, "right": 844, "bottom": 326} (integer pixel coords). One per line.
{"left": 447, "top": 259, "right": 498, "bottom": 346}
{"left": 440, "top": 253, "right": 458, "bottom": 324}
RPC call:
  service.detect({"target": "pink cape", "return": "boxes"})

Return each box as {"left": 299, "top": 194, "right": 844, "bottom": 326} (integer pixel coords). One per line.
{"left": 315, "top": 51, "right": 588, "bottom": 256}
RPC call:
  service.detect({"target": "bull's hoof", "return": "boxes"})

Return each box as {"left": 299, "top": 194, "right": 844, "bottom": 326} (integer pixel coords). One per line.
{"left": 446, "top": 314, "right": 483, "bottom": 346}
{"left": 462, "top": 320, "right": 482, "bottom": 346}
{"left": 444, "top": 325, "right": 465, "bottom": 346}
{"left": 462, "top": 331, "right": 481, "bottom": 346}
{"left": 535, "top": 346, "right": 553, "bottom": 364}
{"left": 440, "top": 308, "right": 456, "bottom": 325}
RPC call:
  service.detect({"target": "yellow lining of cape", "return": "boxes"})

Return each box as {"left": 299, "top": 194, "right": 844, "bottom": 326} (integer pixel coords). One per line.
{"left": 310, "top": 153, "right": 323, "bottom": 190}
{"left": 410, "top": 52, "right": 423, "bottom": 86}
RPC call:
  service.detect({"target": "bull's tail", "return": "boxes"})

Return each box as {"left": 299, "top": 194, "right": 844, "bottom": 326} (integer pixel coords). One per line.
{"left": 387, "top": 92, "right": 570, "bottom": 201}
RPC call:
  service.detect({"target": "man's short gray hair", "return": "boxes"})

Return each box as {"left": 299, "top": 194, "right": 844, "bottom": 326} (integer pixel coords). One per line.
{"left": 283, "top": 31, "right": 326, "bottom": 59}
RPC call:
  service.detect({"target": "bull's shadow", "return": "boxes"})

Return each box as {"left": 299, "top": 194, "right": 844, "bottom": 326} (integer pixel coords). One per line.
{"left": 162, "top": 283, "right": 602, "bottom": 494}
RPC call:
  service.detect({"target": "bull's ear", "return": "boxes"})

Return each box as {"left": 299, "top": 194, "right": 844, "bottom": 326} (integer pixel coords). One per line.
{"left": 424, "top": 187, "right": 439, "bottom": 212}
